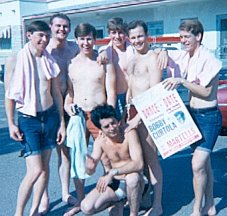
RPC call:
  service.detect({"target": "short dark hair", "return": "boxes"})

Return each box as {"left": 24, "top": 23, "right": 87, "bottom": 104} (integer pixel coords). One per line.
{"left": 74, "top": 23, "right": 97, "bottom": 39}
{"left": 127, "top": 20, "right": 148, "bottom": 36}
{"left": 27, "top": 20, "right": 50, "bottom": 33}
{"left": 50, "top": 13, "right": 71, "bottom": 28}
{"left": 179, "top": 20, "right": 204, "bottom": 43}
{"left": 107, "top": 17, "right": 128, "bottom": 34}
{"left": 91, "top": 104, "right": 117, "bottom": 129}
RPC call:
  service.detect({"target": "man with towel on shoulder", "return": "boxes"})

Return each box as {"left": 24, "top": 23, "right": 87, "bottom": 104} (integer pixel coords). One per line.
{"left": 5, "top": 21, "right": 65, "bottom": 216}
{"left": 163, "top": 20, "right": 222, "bottom": 216}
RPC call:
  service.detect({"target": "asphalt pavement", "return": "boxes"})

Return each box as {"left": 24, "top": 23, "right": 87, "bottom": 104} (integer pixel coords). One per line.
{"left": 0, "top": 82, "right": 226, "bottom": 216}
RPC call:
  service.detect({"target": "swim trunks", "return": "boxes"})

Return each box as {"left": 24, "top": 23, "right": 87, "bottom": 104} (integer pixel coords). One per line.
{"left": 189, "top": 106, "right": 222, "bottom": 152}
{"left": 18, "top": 105, "right": 59, "bottom": 157}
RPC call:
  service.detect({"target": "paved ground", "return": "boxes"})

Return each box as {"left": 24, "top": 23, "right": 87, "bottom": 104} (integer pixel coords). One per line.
{"left": 0, "top": 82, "right": 226, "bottom": 216}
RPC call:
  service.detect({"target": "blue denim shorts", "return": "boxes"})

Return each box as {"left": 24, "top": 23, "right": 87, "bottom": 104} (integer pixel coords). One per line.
{"left": 189, "top": 106, "right": 222, "bottom": 152}
{"left": 18, "top": 105, "right": 60, "bottom": 157}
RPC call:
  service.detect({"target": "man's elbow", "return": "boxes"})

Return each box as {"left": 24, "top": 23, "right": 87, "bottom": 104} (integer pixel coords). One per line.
{"left": 136, "top": 160, "right": 144, "bottom": 172}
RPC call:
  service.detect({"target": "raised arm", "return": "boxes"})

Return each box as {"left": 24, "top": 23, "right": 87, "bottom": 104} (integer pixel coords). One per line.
{"left": 148, "top": 51, "right": 163, "bottom": 87}
{"left": 163, "top": 75, "right": 217, "bottom": 98}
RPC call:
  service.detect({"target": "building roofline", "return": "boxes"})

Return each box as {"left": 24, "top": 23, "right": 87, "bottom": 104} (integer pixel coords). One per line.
{"left": 22, "top": 0, "right": 178, "bottom": 21}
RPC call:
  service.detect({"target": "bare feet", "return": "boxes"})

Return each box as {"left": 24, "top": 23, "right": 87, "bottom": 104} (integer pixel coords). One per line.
{"left": 202, "top": 205, "right": 217, "bottom": 216}
{"left": 143, "top": 207, "right": 163, "bottom": 216}
{"left": 38, "top": 198, "right": 49, "bottom": 215}
{"left": 62, "top": 195, "right": 78, "bottom": 206}
{"left": 64, "top": 203, "right": 81, "bottom": 216}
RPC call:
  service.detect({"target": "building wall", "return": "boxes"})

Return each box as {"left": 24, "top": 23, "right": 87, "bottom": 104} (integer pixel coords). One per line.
{"left": 1, "top": 0, "right": 227, "bottom": 68}
{"left": 0, "top": 0, "right": 48, "bottom": 67}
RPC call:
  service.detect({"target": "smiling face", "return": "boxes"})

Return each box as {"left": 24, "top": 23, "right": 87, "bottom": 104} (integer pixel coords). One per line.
{"left": 100, "top": 117, "right": 119, "bottom": 138}
{"left": 27, "top": 30, "right": 50, "bottom": 54}
{"left": 128, "top": 25, "right": 149, "bottom": 54}
{"left": 109, "top": 29, "right": 126, "bottom": 49}
{"left": 50, "top": 17, "right": 70, "bottom": 41}
{"left": 179, "top": 30, "right": 201, "bottom": 56}
{"left": 76, "top": 32, "right": 95, "bottom": 56}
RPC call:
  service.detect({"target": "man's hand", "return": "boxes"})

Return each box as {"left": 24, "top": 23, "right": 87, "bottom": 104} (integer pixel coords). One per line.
{"left": 125, "top": 114, "right": 141, "bottom": 133}
{"left": 97, "top": 50, "right": 109, "bottom": 65}
{"left": 56, "top": 125, "right": 66, "bottom": 145}
{"left": 96, "top": 174, "right": 113, "bottom": 193}
{"left": 86, "top": 154, "right": 97, "bottom": 175}
{"left": 162, "top": 77, "right": 183, "bottom": 90}
{"left": 64, "top": 103, "right": 75, "bottom": 116}
{"left": 9, "top": 124, "right": 23, "bottom": 141}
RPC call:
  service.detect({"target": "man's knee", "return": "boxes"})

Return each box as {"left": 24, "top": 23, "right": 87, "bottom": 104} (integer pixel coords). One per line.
{"left": 81, "top": 199, "right": 94, "bottom": 215}
{"left": 126, "top": 172, "right": 142, "bottom": 188}
{"left": 26, "top": 167, "right": 43, "bottom": 182}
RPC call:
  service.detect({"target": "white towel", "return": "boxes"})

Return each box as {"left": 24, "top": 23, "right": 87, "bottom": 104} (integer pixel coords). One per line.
{"left": 66, "top": 113, "right": 90, "bottom": 179}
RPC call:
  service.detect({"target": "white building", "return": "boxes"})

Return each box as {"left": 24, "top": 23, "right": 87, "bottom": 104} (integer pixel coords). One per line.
{"left": 0, "top": 0, "right": 227, "bottom": 78}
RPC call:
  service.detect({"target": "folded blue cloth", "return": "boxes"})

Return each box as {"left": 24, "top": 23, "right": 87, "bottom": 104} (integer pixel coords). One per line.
{"left": 66, "top": 112, "right": 90, "bottom": 179}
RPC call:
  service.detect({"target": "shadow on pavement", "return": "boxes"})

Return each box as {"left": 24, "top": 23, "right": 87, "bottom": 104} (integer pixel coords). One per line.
{"left": 212, "top": 148, "right": 227, "bottom": 214}
{"left": 161, "top": 148, "right": 194, "bottom": 216}
{"left": 0, "top": 127, "right": 21, "bottom": 155}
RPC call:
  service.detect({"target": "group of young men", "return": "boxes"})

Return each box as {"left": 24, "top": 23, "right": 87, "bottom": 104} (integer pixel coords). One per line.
{"left": 5, "top": 12, "right": 222, "bottom": 216}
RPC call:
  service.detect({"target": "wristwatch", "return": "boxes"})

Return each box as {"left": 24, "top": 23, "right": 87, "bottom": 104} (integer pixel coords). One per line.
{"left": 110, "top": 169, "right": 119, "bottom": 176}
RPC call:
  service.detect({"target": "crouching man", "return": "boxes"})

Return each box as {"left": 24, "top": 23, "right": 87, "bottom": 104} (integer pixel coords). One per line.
{"left": 81, "top": 104, "right": 144, "bottom": 216}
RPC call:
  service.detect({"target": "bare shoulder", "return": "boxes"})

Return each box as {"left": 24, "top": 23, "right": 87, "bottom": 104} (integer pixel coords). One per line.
{"left": 94, "top": 133, "right": 106, "bottom": 147}
{"left": 124, "top": 128, "right": 138, "bottom": 140}
{"left": 147, "top": 49, "right": 158, "bottom": 59}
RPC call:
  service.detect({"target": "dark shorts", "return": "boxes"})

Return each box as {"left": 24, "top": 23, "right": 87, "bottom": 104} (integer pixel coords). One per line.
{"left": 189, "top": 106, "right": 222, "bottom": 152}
{"left": 115, "top": 93, "right": 126, "bottom": 121}
{"left": 18, "top": 105, "right": 59, "bottom": 157}
{"left": 108, "top": 178, "right": 120, "bottom": 191}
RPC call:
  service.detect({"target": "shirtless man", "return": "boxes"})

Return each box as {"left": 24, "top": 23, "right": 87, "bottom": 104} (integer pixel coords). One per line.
{"left": 64, "top": 23, "right": 116, "bottom": 215}
{"left": 5, "top": 21, "right": 65, "bottom": 216}
{"left": 99, "top": 17, "right": 168, "bottom": 121}
{"left": 126, "top": 20, "right": 163, "bottom": 216}
{"left": 40, "top": 13, "right": 79, "bottom": 213}
{"left": 163, "top": 20, "right": 222, "bottom": 216}
{"left": 79, "top": 104, "right": 144, "bottom": 216}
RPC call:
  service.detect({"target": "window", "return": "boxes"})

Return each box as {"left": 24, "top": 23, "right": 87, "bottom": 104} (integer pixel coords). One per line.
{"left": 217, "top": 14, "right": 227, "bottom": 59}
{"left": 0, "top": 26, "right": 12, "bottom": 49}
{"left": 96, "top": 26, "right": 105, "bottom": 39}
{"left": 147, "top": 21, "right": 163, "bottom": 36}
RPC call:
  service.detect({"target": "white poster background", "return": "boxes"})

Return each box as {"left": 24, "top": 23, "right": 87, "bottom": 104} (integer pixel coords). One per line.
{"left": 132, "top": 82, "right": 202, "bottom": 159}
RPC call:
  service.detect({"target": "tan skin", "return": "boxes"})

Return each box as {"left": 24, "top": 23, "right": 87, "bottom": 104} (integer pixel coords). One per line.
{"left": 163, "top": 30, "right": 218, "bottom": 216}
{"left": 63, "top": 32, "right": 116, "bottom": 215}
{"left": 126, "top": 25, "right": 163, "bottom": 216}
{"left": 80, "top": 117, "right": 144, "bottom": 216}
{"left": 5, "top": 30, "right": 65, "bottom": 216}
{"left": 39, "top": 17, "right": 79, "bottom": 211}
